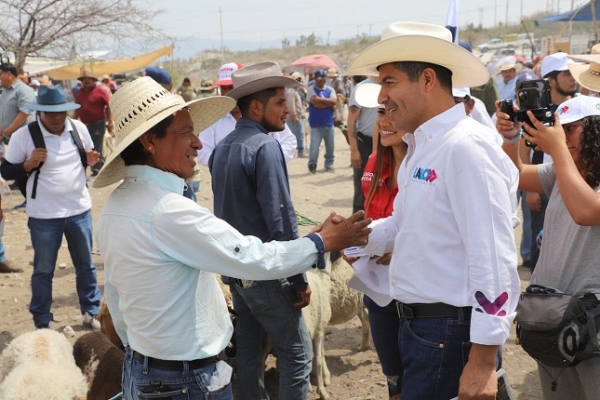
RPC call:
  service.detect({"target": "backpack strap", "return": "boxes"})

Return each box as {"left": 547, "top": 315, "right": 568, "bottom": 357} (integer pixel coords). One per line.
{"left": 27, "top": 121, "right": 46, "bottom": 199}
{"left": 67, "top": 118, "right": 88, "bottom": 168}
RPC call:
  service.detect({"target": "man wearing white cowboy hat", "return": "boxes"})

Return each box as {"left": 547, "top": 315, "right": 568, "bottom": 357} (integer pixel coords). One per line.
{"left": 345, "top": 21, "right": 520, "bottom": 400}
{"left": 210, "top": 61, "right": 314, "bottom": 400}
{"left": 1, "top": 84, "right": 102, "bottom": 330}
{"left": 93, "top": 76, "right": 372, "bottom": 400}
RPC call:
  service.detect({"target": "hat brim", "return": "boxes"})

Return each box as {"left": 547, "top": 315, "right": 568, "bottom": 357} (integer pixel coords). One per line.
{"left": 78, "top": 76, "right": 98, "bottom": 82}
{"left": 93, "top": 96, "right": 235, "bottom": 188}
{"left": 568, "top": 63, "right": 600, "bottom": 92}
{"left": 344, "top": 35, "right": 489, "bottom": 88}
{"left": 227, "top": 76, "right": 301, "bottom": 100}
{"left": 214, "top": 79, "right": 233, "bottom": 87}
{"left": 24, "top": 103, "right": 80, "bottom": 112}
{"left": 354, "top": 83, "right": 383, "bottom": 108}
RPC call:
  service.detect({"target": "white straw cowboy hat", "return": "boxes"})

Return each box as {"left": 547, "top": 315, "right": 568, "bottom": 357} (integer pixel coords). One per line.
{"left": 345, "top": 21, "right": 489, "bottom": 88}
{"left": 226, "top": 61, "right": 301, "bottom": 100}
{"left": 93, "top": 77, "right": 235, "bottom": 188}
{"left": 568, "top": 44, "right": 600, "bottom": 92}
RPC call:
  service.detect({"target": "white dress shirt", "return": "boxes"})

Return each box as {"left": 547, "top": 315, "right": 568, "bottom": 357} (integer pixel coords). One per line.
{"left": 363, "top": 104, "right": 521, "bottom": 346}
{"left": 197, "top": 113, "right": 296, "bottom": 166}
{"left": 97, "top": 165, "right": 320, "bottom": 360}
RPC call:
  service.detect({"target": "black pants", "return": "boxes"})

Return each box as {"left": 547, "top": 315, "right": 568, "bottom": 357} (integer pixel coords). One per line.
{"left": 352, "top": 132, "right": 373, "bottom": 213}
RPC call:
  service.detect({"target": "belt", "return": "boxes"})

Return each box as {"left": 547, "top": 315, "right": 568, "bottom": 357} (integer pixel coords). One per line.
{"left": 132, "top": 351, "right": 215, "bottom": 371}
{"left": 390, "top": 301, "right": 472, "bottom": 320}
{"left": 356, "top": 131, "right": 373, "bottom": 143}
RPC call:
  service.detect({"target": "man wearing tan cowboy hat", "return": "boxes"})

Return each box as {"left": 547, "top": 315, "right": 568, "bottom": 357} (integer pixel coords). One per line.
{"left": 93, "top": 76, "right": 372, "bottom": 400}
{"left": 197, "top": 61, "right": 297, "bottom": 167}
{"left": 1, "top": 84, "right": 102, "bottom": 330}
{"left": 210, "top": 61, "right": 314, "bottom": 400}
{"left": 74, "top": 71, "right": 113, "bottom": 177}
{"left": 345, "top": 21, "right": 521, "bottom": 400}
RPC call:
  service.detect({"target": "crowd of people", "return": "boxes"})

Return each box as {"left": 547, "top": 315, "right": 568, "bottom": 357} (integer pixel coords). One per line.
{"left": 1, "top": 19, "right": 600, "bottom": 400}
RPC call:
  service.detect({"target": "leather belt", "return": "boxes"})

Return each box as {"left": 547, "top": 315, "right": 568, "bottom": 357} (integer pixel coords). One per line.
{"left": 132, "top": 350, "right": 215, "bottom": 371}
{"left": 390, "top": 301, "right": 472, "bottom": 320}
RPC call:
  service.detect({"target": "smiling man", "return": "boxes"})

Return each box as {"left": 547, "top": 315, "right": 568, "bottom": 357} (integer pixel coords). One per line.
{"left": 209, "top": 61, "right": 312, "bottom": 400}
{"left": 345, "top": 22, "right": 521, "bottom": 400}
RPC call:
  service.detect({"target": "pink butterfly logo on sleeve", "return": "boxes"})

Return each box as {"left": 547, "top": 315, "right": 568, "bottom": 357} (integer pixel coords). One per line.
{"left": 474, "top": 291, "right": 508, "bottom": 316}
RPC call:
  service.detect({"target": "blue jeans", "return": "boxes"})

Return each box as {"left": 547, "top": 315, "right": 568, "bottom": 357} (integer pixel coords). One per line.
{"left": 364, "top": 296, "right": 402, "bottom": 397}
{"left": 287, "top": 119, "right": 305, "bottom": 155}
{"left": 0, "top": 236, "right": 6, "bottom": 262}
{"left": 398, "top": 314, "right": 472, "bottom": 399}
{"left": 28, "top": 210, "right": 101, "bottom": 327}
{"left": 122, "top": 347, "right": 233, "bottom": 400}
{"left": 231, "top": 279, "right": 312, "bottom": 400}
{"left": 517, "top": 190, "right": 532, "bottom": 262}
{"left": 308, "top": 125, "right": 335, "bottom": 169}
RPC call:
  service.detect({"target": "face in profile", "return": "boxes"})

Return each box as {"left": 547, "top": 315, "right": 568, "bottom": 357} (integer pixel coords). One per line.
{"left": 147, "top": 109, "right": 201, "bottom": 180}
{"left": 259, "top": 88, "right": 288, "bottom": 132}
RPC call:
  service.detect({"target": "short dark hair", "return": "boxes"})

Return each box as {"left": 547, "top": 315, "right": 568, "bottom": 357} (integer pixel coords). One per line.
{"left": 544, "top": 70, "right": 560, "bottom": 80}
{"left": 121, "top": 114, "right": 174, "bottom": 166}
{"left": 390, "top": 62, "right": 453, "bottom": 90}
{"left": 580, "top": 115, "right": 600, "bottom": 188}
{"left": 0, "top": 63, "right": 18, "bottom": 77}
{"left": 237, "top": 88, "right": 280, "bottom": 116}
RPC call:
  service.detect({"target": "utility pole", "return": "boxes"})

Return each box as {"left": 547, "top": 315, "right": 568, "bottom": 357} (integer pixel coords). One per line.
{"left": 478, "top": 7, "right": 484, "bottom": 28}
{"left": 505, "top": 0, "right": 509, "bottom": 31}
{"left": 219, "top": 6, "right": 224, "bottom": 61}
{"left": 369, "top": 24, "right": 372, "bottom": 37}
{"left": 356, "top": 25, "right": 360, "bottom": 37}
{"left": 494, "top": 0, "right": 498, "bottom": 27}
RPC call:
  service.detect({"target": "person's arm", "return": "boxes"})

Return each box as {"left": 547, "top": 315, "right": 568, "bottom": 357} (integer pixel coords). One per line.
{"left": 522, "top": 111, "right": 600, "bottom": 225}
{"left": 446, "top": 137, "right": 520, "bottom": 398}
{"left": 105, "top": 104, "right": 114, "bottom": 134}
{"left": 270, "top": 125, "right": 296, "bottom": 164}
{"left": 310, "top": 95, "right": 337, "bottom": 108}
{"left": 495, "top": 101, "right": 544, "bottom": 193}
{"left": 347, "top": 106, "right": 362, "bottom": 169}
{"left": 3, "top": 112, "right": 29, "bottom": 138}
{"left": 285, "top": 90, "right": 299, "bottom": 124}
{"left": 152, "top": 196, "right": 372, "bottom": 280}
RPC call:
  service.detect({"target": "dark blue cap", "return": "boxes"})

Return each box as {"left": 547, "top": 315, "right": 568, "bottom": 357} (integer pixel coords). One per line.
{"left": 459, "top": 41, "right": 473, "bottom": 53}
{"left": 314, "top": 69, "right": 327, "bottom": 78}
{"left": 145, "top": 66, "right": 171, "bottom": 85}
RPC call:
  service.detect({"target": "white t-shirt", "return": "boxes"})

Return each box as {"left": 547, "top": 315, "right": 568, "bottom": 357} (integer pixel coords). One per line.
{"left": 4, "top": 117, "right": 93, "bottom": 219}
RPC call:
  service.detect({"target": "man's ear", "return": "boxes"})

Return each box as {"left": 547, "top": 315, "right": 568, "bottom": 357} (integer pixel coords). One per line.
{"left": 139, "top": 133, "right": 156, "bottom": 155}
{"left": 466, "top": 98, "right": 476, "bottom": 115}
{"left": 421, "top": 68, "right": 437, "bottom": 93}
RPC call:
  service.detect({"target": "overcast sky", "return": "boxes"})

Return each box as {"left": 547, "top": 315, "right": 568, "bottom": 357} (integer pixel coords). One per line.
{"left": 149, "top": 0, "right": 585, "bottom": 44}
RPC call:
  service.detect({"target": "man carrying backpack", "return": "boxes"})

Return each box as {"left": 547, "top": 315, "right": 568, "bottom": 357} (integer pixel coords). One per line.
{"left": 0, "top": 85, "right": 102, "bottom": 330}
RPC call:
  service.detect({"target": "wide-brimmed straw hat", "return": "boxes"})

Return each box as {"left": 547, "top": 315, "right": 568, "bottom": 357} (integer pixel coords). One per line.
{"left": 24, "top": 85, "right": 80, "bottom": 112}
{"left": 345, "top": 21, "right": 489, "bottom": 87}
{"left": 226, "top": 61, "right": 301, "bottom": 100}
{"left": 78, "top": 71, "right": 98, "bottom": 82}
{"left": 93, "top": 77, "right": 235, "bottom": 188}
{"left": 568, "top": 44, "right": 600, "bottom": 91}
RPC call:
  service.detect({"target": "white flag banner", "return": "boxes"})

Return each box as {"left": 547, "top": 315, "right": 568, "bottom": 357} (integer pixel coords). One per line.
{"left": 445, "top": 0, "right": 460, "bottom": 43}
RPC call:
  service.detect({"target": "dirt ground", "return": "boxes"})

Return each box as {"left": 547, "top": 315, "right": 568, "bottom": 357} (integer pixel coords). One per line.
{"left": 0, "top": 128, "right": 544, "bottom": 399}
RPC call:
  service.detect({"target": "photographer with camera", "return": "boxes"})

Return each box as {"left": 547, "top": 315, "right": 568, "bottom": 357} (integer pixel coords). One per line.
{"left": 496, "top": 95, "right": 600, "bottom": 399}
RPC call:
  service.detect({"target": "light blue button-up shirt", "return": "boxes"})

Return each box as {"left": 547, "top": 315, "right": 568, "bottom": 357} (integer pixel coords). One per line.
{"left": 97, "top": 165, "right": 320, "bottom": 360}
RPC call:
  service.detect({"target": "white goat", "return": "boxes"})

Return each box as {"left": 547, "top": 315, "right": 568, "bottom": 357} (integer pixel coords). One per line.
{"left": 0, "top": 329, "right": 88, "bottom": 400}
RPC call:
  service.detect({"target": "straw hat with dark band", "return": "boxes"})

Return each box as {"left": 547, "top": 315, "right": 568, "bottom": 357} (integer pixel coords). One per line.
{"left": 345, "top": 21, "right": 489, "bottom": 88}
{"left": 92, "top": 77, "right": 235, "bottom": 188}
{"left": 569, "top": 44, "right": 600, "bottom": 92}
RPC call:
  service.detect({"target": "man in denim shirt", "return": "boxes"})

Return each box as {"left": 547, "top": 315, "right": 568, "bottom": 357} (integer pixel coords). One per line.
{"left": 209, "top": 62, "right": 310, "bottom": 400}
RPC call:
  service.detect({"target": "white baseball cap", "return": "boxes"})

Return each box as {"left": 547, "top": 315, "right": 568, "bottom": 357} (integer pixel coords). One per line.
{"left": 541, "top": 52, "right": 580, "bottom": 78}
{"left": 215, "top": 62, "right": 244, "bottom": 86}
{"left": 354, "top": 82, "right": 382, "bottom": 108}
{"left": 556, "top": 95, "right": 600, "bottom": 124}
{"left": 452, "top": 87, "right": 471, "bottom": 98}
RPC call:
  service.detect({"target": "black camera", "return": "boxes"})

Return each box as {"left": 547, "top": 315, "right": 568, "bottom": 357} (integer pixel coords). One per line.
{"left": 499, "top": 79, "right": 555, "bottom": 127}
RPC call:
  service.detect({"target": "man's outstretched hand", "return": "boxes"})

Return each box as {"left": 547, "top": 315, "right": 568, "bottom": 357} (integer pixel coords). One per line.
{"left": 318, "top": 211, "right": 372, "bottom": 252}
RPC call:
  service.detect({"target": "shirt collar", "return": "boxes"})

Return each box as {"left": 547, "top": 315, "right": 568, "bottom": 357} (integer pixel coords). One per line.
{"left": 36, "top": 116, "right": 75, "bottom": 138}
{"left": 413, "top": 103, "right": 466, "bottom": 144}
{"left": 124, "top": 165, "right": 185, "bottom": 194}
{"left": 235, "top": 117, "right": 268, "bottom": 133}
